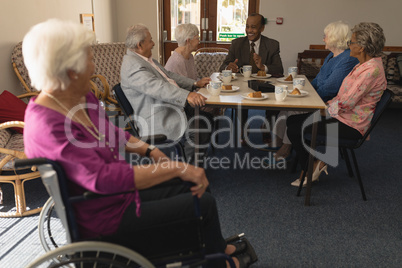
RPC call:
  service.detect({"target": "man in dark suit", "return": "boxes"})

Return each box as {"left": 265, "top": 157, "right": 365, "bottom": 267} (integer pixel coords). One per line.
{"left": 219, "top": 13, "right": 284, "bottom": 145}
{"left": 219, "top": 13, "right": 283, "bottom": 75}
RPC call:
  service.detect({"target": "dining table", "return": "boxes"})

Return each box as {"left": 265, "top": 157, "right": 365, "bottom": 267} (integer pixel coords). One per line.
{"left": 195, "top": 72, "right": 327, "bottom": 206}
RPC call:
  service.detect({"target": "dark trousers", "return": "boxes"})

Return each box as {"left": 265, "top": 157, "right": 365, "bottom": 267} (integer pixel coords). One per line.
{"left": 287, "top": 113, "right": 363, "bottom": 170}
{"left": 107, "top": 179, "right": 226, "bottom": 267}
{"left": 183, "top": 105, "right": 214, "bottom": 162}
{"left": 240, "top": 109, "right": 279, "bottom": 137}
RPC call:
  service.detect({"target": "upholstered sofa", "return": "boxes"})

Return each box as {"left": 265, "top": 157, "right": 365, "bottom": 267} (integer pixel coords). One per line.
{"left": 297, "top": 45, "right": 402, "bottom": 105}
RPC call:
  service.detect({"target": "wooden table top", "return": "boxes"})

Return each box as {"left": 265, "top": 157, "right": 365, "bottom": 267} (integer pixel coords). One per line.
{"left": 198, "top": 73, "right": 326, "bottom": 111}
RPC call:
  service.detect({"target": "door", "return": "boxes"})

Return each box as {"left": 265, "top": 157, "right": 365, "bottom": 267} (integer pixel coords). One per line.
{"left": 161, "top": 0, "right": 259, "bottom": 64}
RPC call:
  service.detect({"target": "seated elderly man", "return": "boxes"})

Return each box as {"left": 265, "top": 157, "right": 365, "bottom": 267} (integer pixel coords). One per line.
{"left": 120, "top": 24, "right": 211, "bottom": 162}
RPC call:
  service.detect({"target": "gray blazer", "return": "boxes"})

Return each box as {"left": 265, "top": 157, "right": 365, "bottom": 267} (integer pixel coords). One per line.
{"left": 120, "top": 50, "right": 195, "bottom": 140}
{"left": 219, "top": 35, "right": 284, "bottom": 75}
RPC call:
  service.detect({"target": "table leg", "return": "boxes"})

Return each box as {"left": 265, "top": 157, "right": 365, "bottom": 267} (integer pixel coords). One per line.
{"left": 304, "top": 110, "right": 319, "bottom": 206}
{"left": 194, "top": 106, "right": 200, "bottom": 166}
{"left": 235, "top": 108, "right": 240, "bottom": 147}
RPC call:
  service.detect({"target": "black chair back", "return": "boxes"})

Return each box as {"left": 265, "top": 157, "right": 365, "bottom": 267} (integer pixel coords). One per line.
{"left": 353, "top": 88, "right": 393, "bottom": 149}
{"left": 112, "top": 83, "right": 140, "bottom": 137}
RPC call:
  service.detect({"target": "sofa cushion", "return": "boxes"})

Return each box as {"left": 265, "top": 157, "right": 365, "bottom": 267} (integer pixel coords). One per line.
{"left": 0, "top": 90, "right": 27, "bottom": 134}
{"left": 0, "top": 129, "right": 12, "bottom": 149}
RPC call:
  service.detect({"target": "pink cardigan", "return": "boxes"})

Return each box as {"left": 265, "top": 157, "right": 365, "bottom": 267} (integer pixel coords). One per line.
{"left": 327, "top": 57, "right": 387, "bottom": 135}
{"left": 24, "top": 92, "right": 139, "bottom": 239}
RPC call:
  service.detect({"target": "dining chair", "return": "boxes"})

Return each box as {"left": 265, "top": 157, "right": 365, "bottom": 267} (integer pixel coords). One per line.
{"left": 112, "top": 83, "right": 186, "bottom": 160}
{"left": 298, "top": 89, "right": 394, "bottom": 200}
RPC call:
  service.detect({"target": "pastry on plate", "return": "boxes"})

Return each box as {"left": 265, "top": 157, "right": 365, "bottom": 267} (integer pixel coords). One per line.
{"left": 222, "top": 85, "right": 233, "bottom": 90}
{"left": 247, "top": 91, "right": 262, "bottom": 98}
{"left": 284, "top": 74, "right": 293, "bottom": 81}
{"left": 257, "top": 70, "right": 266, "bottom": 76}
{"left": 290, "top": 88, "right": 301, "bottom": 95}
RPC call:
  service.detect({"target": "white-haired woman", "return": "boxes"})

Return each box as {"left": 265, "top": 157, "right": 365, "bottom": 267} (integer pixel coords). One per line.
{"left": 165, "top": 23, "right": 200, "bottom": 79}
{"left": 22, "top": 19, "right": 256, "bottom": 268}
{"left": 265, "top": 21, "right": 359, "bottom": 164}
{"left": 287, "top": 22, "right": 387, "bottom": 186}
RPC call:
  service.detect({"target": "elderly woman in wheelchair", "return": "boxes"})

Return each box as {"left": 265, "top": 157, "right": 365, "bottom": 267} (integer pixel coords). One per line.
{"left": 21, "top": 19, "right": 257, "bottom": 267}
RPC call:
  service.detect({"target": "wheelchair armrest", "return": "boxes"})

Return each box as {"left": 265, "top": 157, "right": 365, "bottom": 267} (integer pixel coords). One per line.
{"left": 14, "top": 158, "right": 49, "bottom": 168}
{"left": 140, "top": 134, "right": 167, "bottom": 144}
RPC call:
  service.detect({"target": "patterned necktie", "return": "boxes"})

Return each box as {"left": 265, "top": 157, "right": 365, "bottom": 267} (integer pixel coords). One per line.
{"left": 249, "top": 42, "right": 258, "bottom": 73}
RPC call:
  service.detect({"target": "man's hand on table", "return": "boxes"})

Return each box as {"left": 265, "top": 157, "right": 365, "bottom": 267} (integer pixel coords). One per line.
{"left": 187, "top": 92, "right": 207, "bottom": 107}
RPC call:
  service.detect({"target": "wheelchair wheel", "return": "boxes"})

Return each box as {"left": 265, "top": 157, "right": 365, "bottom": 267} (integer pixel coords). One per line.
{"left": 26, "top": 241, "right": 155, "bottom": 268}
{"left": 38, "top": 197, "right": 67, "bottom": 252}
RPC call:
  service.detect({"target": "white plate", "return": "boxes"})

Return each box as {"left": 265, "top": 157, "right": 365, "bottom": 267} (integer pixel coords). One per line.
{"left": 241, "top": 93, "right": 269, "bottom": 100}
{"left": 251, "top": 73, "right": 272, "bottom": 79}
{"left": 287, "top": 89, "right": 309, "bottom": 97}
{"left": 220, "top": 86, "right": 240, "bottom": 93}
{"left": 276, "top": 77, "right": 293, "bottom": 84}
{"left": 218, "top": 74, "right": 238, "bottom": 81}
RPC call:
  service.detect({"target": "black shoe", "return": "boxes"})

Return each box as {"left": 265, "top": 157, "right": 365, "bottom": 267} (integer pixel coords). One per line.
{"left": 240, "top": 237, "right": 258, "bottom": 264}
{"left": 228, "top": 240, "right": 247, "bottom": 256}
{"left": 236, "top": 253, "right": 252, "bottom": 268}
{"left": 225, "top": 234, "right": 258, "bottom": 264}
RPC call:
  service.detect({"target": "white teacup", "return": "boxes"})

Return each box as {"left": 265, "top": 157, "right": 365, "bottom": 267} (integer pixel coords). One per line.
{"left": 206, "top": 81, "right": 222, "bottom": 96}
{"left": 221, "top": 70, "right": 232, "bottom": 84}
{"left": 293, "top": 78, "right": 306, "bottom": 90}
{"left": 240, "top": 65, "right": 252, "bottom": 78}
{"left": 275, "top": 85, "right": 288, "bottom": 102}
{"left": 288, "top": 66, "right": 298, "bottom": 79}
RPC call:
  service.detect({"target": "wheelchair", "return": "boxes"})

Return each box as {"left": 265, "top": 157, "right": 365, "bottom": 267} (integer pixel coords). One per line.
{"left": 16, "top": 158, "right": 236, "bottom": 268}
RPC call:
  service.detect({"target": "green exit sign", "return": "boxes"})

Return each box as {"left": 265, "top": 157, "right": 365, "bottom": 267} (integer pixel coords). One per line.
{"left": 219, "top": 33, "right": 245, "bottom": 39}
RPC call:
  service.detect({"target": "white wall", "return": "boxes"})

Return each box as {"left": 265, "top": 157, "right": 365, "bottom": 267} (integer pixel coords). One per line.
{"left": 1, "top": 0, "right": 93, "bottom": 96}
{"left": 260, "top": 0, "right": 402, "bottom": 72}
{"left": 1, "top": 0, "right": 401, "bottom": 96}
{"left": 114, "top": 0, "right": 159, "bottom": 58}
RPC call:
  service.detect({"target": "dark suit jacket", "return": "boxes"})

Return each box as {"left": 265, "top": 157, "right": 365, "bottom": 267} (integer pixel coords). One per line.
{"left": 219, "top": 35, "right": 284, "bottom": 75}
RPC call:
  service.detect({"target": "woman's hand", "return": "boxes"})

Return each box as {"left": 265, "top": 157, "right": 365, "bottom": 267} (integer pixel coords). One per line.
{"left": 177, "top": 163, "right": 209, "bottom": 198}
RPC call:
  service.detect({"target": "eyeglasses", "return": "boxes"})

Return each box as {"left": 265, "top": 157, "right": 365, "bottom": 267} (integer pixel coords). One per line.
{"left": 347, "top": 40, "right": 358, "bottom": 46}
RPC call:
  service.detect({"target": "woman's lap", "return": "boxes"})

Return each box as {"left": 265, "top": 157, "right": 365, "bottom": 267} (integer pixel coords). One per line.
{"left": 287, "top": 113, "right": 363, "bottom": 168}
{"left": 105, "top": 180, "right": 226, "bottom": 266}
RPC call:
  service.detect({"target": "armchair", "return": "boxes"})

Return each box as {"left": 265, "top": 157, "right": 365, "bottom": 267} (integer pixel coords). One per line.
{"left": 0, "top": 91, "right": 41, "bottom": 217}
{"left": 0, "top": 121, "right": 42, "bottom": 217}
{"left": 11, "top": 41, "right": 126, "bottom": 114}
{"left": 194, "top": 47, "right": 229, "bottom": 78}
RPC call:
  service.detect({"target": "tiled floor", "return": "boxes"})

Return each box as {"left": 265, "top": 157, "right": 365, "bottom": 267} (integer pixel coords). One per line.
{"left": 0, "top": 179, "right": 49, "bottom": 267}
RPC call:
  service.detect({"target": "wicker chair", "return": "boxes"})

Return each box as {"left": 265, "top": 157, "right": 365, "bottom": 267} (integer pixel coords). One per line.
{"left": 11, "top": 41, "right": 127, "bottom": 113}
{"left": 194, "top": 47, "right": 229, "bottom": 78}
{"left": 90, "top": 42, "right": 127, "bottom": 113}
{"left": 0, "top": 92, "right": 43, "bottom": 217}
{"left": 0, "top": 92, "right": 41, "bottom": 217}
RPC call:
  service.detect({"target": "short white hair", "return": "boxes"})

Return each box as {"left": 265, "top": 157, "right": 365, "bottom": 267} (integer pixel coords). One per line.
{"left": 175, "top": 23, "right": 199, "bottom": 47}
{"left": 125, "top": 24, "right": 149, "bottom": 49}
{"left": 22, "top": 18, "right": 95, "bottom": 91}
{"left": 324, "top": 21, "right": 351, "bottom": 50}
